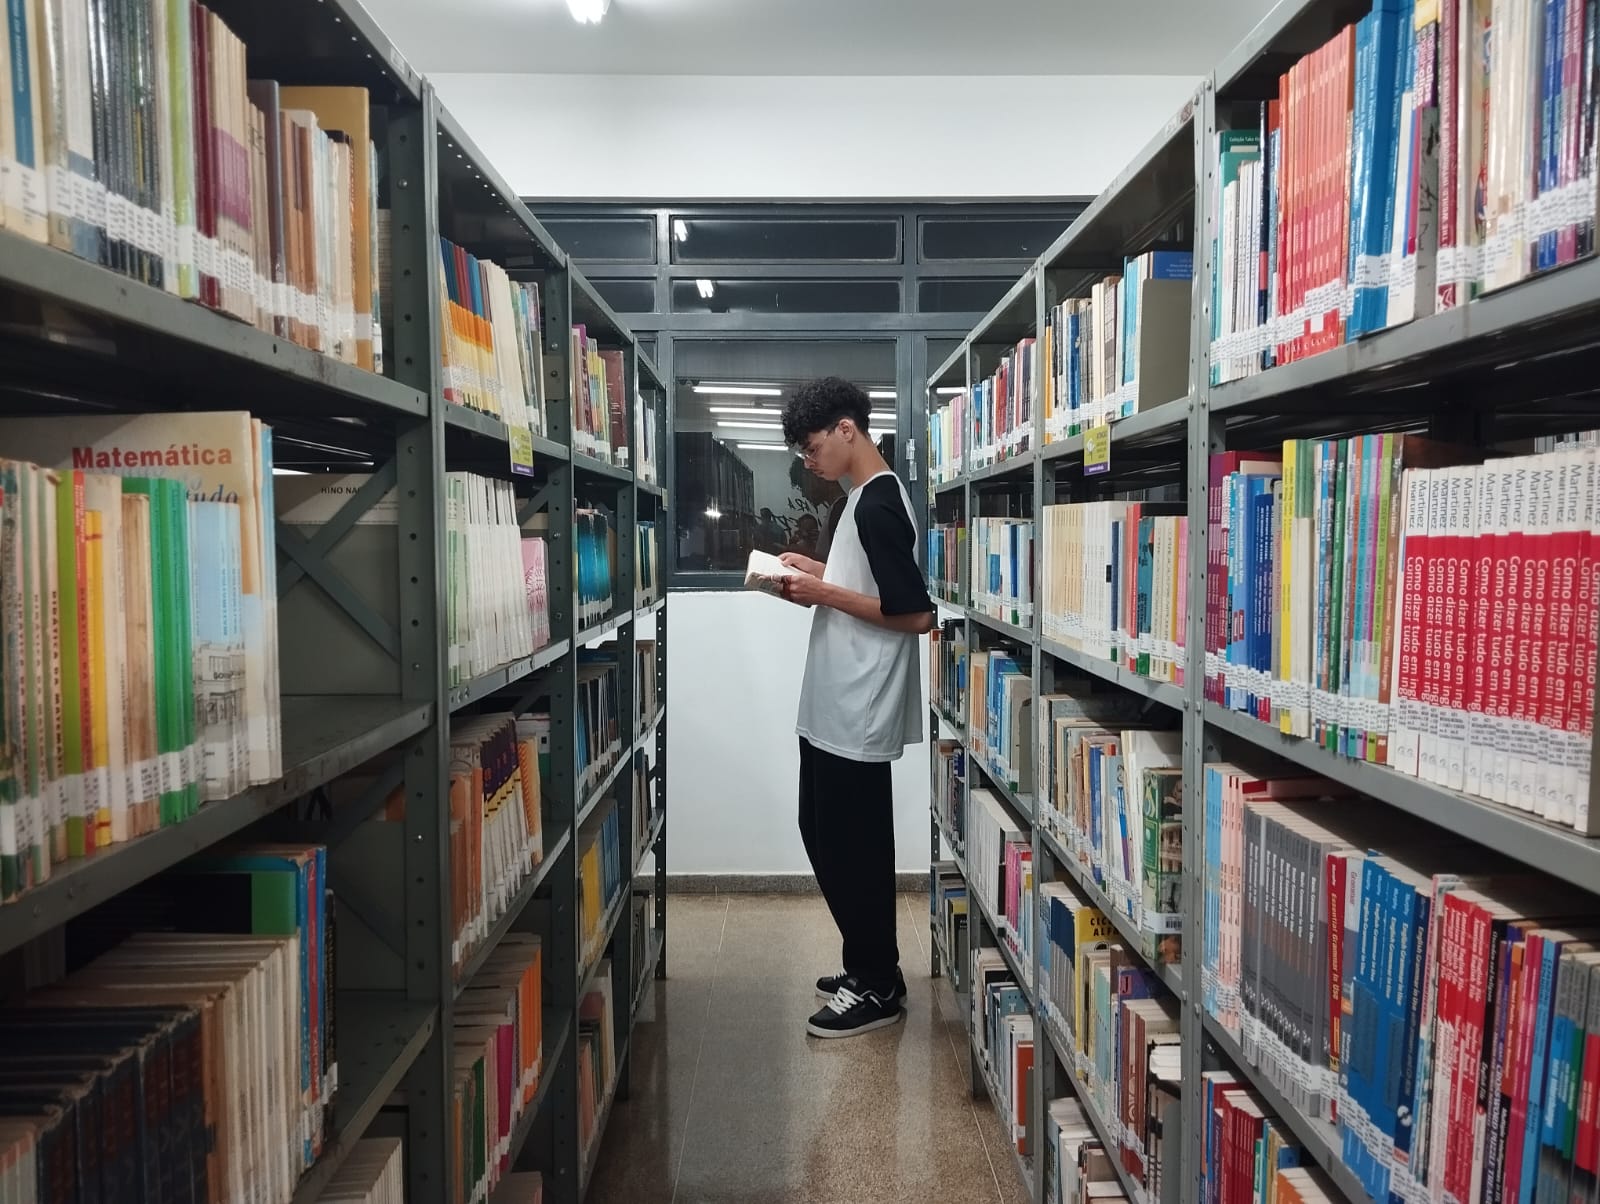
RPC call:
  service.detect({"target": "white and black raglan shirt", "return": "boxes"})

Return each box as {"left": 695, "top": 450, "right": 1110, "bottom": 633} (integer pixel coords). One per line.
{"left": 796, "top": 469, "right": 933, "bottom": 763}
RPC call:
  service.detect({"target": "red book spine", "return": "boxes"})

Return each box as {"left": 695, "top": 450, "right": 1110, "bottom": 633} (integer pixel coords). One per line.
{"left": 1451, "top": 469, "right": 1477, "bottom": 788}
{"left": 1503, "top": 934, "right": 1545, "bottom": 1199}
{"left": 1327, "top": 851, "right": 1347, "bottom": 1104}
{"left": 1423, "top": 469, "right": 1449, "bottom": 781}
{"left": 1467, "top": 466, "right": 1497, "bottom": 795}
{"left": 1443, "top": 899, "right": 1490, "bottom": 1202}
{"left": 1508, "top": 460, "right": 1537, "bottom": 809}
{"left": 1576, "top": 1017, "right": 1600, "bottom": 1178}
{"left": 1546, "top": 457, "right": 1580, "bottom": 824}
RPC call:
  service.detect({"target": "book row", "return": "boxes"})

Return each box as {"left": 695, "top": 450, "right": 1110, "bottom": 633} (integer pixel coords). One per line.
{"left": 446, "top": 473, "right": 543, "bottom": 688}
{"left": 969, "top": 338, "right": 1037, "bottom": 468}
{"left": 930, "top": 622, "right": 970, "bottom": 728}
{"left": 973, "top": 945, "right": 1036, "bottom": 1159}
{"left": 0, "top": 412, "right": 282, "bottom": 901}
{"left": 1042, "top": 501, "right": 1189, "bottom": 687}
{"left": 1199, "top": 762, "right": 1600, "bottom": 1204}
{"left": 636, "top": 522, "right": 662, "bottom": 608}
{"left": 934, "top": 740, "right": 966, "bottom": 858}
{"left": 575, "top": 508, "right": 617, "bottom": 632}
{"left": 576, "top": 961, "right": 618, "bottom": 1162}
{"left": 571, "top": 328, "right": 628, "bottom": 467}
{"left": 970, "top": 646, "right": 1034, "bottom": 797}
{"left": 633, "top": 641, "right": 660, "bottom": 734}
{"left": 451, "top": 934, "right": 544, "bottom": 1204}
{"left": 972, "top": 516, "right": 1036, "bottom": 630}
{"left": 1200, "top": 1073, "right": 1340, "bottom": 1204}
{"left": 447, "top": 714, "right": 545, "bottom": 978}
{"left": 969, "top": 788, "right": 1035, "bottom": 986}
{"left": 1042, "top": 704, "right": 1186, "bottom": 970}
{"left": 1208, "top": 439, "right": 1600, "bottom": 831}
{"left": 928, "top": 521, "right": 966, "bottom": 603}
{"left": 1043, "top": 251, "right": 1194, "bottom": 440}
{"left": 36, "top": 839, "right": 338, "bottom": 1203}
{"left": 0, "top": 3, "right": 385, "bottom": 370}
{"left": 438, "top": 238, "right": 546, "bottom": 439}
{"left": 311, "top": 1138, "right": 405, "bottom": 1204}
{"left": 1209, "top": 0, "right": 1600, "bottom": 383}
{"left": 577, "top": 796, "right": 624, "bottom": 975}
{"left": 628, "top": 889, "right": 657, "bottom": 1001}
{"left": 930, "top": 397, "right": 966, "bottom": 487}
{"left": 933, "top": 865, "right": 971, "bottom": 992}
{"left": 635, "top": 390, "right": 661, "bottom": 488}
{"left": 630, "top": 745, "right": 657, "bottom": 872}
{"left": 574, "top": 650, "right": 625, "bottom": 802}
{"left": 1038, "top": 875, "right": 1181, "bottom": 1203}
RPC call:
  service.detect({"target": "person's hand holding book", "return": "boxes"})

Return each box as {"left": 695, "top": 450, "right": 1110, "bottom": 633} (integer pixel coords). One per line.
{"left": 778, "top": 552, "right": 825, "bottom": 578}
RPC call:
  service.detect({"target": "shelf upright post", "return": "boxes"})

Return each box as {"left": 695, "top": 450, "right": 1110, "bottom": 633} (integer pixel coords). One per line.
{"left": 1182, "top": 80, "right": 1220, "bottom": 1204}
{"left": 540, "top": 263, "right": 584, "bottom": 1204}
{"left": 961, "top": 341, "right": 984, "bottom": 1100}
{"left": 1028, "top": 266, "right": 1049, "bottom": 1204}
{"left": 612, "top": 346, "right": 641, "bottom": 1104}
{"left": 387, "top": 84, "right": 453, "bottom": 1202}
{"left": 928, "top": 362, "right": 943, "bottom": 984}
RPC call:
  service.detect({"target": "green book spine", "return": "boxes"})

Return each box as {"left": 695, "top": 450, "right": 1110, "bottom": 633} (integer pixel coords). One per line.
{"left": 0, "top": 462, "right": 21, "bottom": 900}
{"left": 172, "top": 486, "right": 197, "bottom": 817}
{"left": 124, "top": 479, "right": 178, "bottom": 827}
{"left": 56, "top": 472, "right": 86, "bottom": 859}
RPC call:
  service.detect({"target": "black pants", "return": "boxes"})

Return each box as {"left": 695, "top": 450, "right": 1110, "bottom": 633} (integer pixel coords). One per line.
{"left": 797, "top": 737, "right": 900, "bottom": 995}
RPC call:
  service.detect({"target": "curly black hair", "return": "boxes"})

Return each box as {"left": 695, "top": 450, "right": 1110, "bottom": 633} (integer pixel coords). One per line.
{"left": 781, "top": 376, "right": 872, "bottom": 448}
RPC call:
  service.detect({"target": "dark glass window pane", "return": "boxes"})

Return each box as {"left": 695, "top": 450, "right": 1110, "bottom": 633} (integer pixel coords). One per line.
{"left": 590, "top": 278, "right": 655, "bottom": 314}
{"left": 918, "top": 277, "right": 1015, "bottom": 313}
{"left": 920, "top": 216, "right": 1075, "bottom": 261}
{"left": 637, "top": 336, "right": 657, "bottom": 363}
{"left": 674, "top": 431, "right": 853, "bottom": 574}
{"left": 539, "top": 217, "right": 656, "bottom": 263}
{"left": 671, "top": 278, "right": 899, "bottom": 314}
{"left": 671, "top": 217, "right": 899, "bottom": 263}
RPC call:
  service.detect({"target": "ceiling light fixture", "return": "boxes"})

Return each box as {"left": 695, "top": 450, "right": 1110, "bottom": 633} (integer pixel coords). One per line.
{"left": 704, "top": 506, "right": 722, "bottom": 519}
{"left": 716, "top": 420, "right": 782, "bottom": 431}
{"left": 707, "top": 406, "right": 776, "bottom": 416}
{"left": 868, "top": 390, "right": 896, "bottom": 401}
{"left": 566, "top": 0, "right": 609, "bottom": 23}
{"left": 673, "top": 220, "right": 689, "bottom": 242}
{"left": 695, "top": 278, "right": 716, "bottom": 299}
{"left": 736, "top": 443, "right": 790, "bottom": 452}
{"left": 693, "top": 384, "right": 783, "bottom": 397}
{"left": 936, "top": 387, "right": 964, "bottom": 396}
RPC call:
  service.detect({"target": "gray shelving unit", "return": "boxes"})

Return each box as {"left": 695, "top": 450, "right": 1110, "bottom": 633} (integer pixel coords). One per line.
{"left": 924, "top": 3, "right": 1600, "bottom": 1201}
{"left": 0, "top": 1, "right": 669, "bottom": 1200}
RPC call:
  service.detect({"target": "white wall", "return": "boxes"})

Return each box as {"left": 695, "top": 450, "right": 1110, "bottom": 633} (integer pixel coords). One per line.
{"left": 662, "top": 591, "right": 932, "bottom": 874}
{"left": 431, "top": 72, "right": 1202, "bottom": 200}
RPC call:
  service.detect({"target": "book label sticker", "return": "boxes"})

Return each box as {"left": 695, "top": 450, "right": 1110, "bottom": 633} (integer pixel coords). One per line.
{"left": 1085, "top": 425, "right": 1111, "bottom": 476}
{"left": 509, "top": 426, "right": 536, "bottom": 477}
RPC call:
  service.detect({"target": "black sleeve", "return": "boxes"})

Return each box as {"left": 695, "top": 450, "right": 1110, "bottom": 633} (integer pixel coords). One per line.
{"left": 854, "top": 477, "right": 934, "bottom": 617}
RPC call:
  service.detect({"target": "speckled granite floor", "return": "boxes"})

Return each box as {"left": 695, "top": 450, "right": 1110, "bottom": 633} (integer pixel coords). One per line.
{"left": 585, "top": 893, "right": 1030, "bottom": 1204}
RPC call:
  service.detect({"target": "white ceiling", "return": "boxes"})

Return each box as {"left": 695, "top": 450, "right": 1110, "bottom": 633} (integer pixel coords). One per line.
{"left": 365, "top": 0, "right": 1279, "bottom": 77}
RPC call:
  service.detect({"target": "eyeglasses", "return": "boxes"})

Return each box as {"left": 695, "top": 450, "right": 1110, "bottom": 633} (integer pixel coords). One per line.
{"left": 798, "top": 422, "right": 841, "bottom": 464}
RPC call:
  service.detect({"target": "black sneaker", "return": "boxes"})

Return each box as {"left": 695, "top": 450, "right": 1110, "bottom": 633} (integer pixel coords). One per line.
{"left": 815, "top": 967, "right": 906, "bottom": 1002}
{"left": 806, "top": 977, "right": 905, "bottom": 1039}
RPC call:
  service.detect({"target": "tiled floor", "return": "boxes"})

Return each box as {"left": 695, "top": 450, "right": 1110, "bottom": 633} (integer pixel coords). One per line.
{"left": 586, "top": 892, "right": 1031, "bottom": 1204}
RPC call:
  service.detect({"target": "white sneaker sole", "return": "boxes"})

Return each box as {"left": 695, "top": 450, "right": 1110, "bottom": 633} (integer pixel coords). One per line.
{"left": 806, "top": 1008, "right": 906, "bottom": 1039}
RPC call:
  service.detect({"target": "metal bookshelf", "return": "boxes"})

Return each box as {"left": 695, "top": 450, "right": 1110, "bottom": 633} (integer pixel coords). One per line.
{"left": 924, "top": 2, "right": 1600, "bottom": 1201}
{"left": 0, "top": 0, "right": 669, "bottom": 1200}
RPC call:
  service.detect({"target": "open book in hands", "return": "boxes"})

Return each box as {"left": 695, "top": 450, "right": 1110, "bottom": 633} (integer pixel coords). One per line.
{"left": 745, "top": 549, "right": 805, "bottom": 599}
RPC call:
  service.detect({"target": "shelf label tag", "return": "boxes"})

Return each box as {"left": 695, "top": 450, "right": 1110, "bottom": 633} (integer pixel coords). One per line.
{"left": 1084, "top": 425, "right": 1111, "bottom": 476}
{"left": 509, "top": 425, "right": 536, "bottom": 477}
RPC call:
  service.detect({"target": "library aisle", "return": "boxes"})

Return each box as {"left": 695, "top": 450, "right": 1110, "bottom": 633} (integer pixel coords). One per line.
{"left": 586, "top": 894, "right": 1028, "bottom": 1204}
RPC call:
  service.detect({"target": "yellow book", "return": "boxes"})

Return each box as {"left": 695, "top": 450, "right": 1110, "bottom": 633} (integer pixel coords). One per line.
{"left": 83, "top": 475, "right": 128, "bottom": 845}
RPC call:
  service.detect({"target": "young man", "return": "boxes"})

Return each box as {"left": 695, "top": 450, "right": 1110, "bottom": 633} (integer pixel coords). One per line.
{"left": 778, "top": 376, "right": 935, "bottom": 1038}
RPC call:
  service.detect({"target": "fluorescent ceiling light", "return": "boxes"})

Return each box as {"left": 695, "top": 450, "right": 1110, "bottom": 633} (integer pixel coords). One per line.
{"left": 936, "top": 387, "right": 963, "bottom": 396}
{"left": 868, "top": 390, "right": 896, "bottom": 400}
{"left": 707, "top": 406, "right": 777, "bottom": 416}
{"left": 693, "top": 384, "right": 783, "bottom": 397}
{"left": 704, "top": 506, "right": 722, "bottom": 518}
{"left": 716, "top": 420, "right": 782, "bottom": 431}
{"left": 695, "top": 278, "right": 715, "bottom": 299}
{"left": 736, "top": 443, "right": 790, "bottom": 452}
{"left": 673, "top": 219, "right": 688, "bottom": 242}
{"left": 272, "top": 467, "right": 309, "bottom": 476}
{"left": 566, "top": 0, "right": 609, "bottom": 22}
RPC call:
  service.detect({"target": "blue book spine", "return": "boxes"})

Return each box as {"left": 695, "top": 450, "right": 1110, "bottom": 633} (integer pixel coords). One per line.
{"left": 1342, "top": 856, "right": 1387, "bottom": 1192}
{"left": 1519, "top": 937, "right": 1563, "bottom": 1204}
{"left": 1538, "top": 0, "right": 1561, "bottom": 272}
{"left": 1145, "top": 250, "right": 1196, "bottom": 280}
{"left": 1390, "top": 877, "right": 1432, "bottom": 1202}
{"left": 1253, "top": 484, "right": 1275, "bottom": 720}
